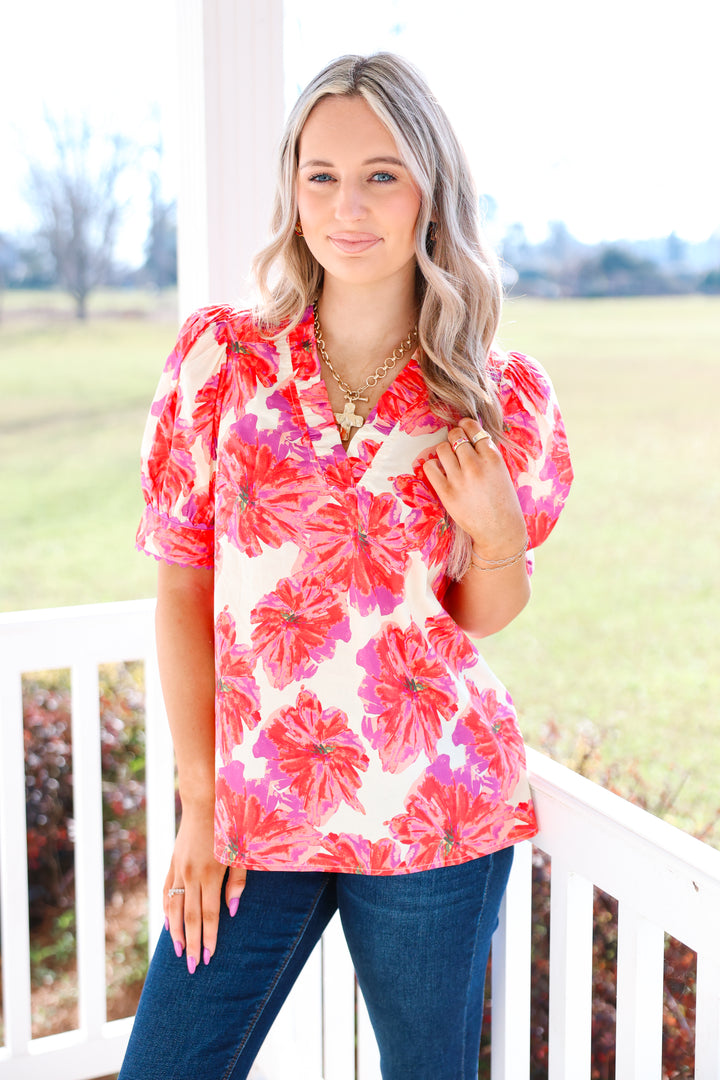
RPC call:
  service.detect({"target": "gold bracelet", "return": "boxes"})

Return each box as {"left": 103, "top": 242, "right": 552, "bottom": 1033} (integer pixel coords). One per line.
{"left": 471, "top": 537, "right": 529, "bottom": 571}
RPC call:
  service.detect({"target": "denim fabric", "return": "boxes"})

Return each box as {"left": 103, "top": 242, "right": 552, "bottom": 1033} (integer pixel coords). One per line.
{"left": 119, "top": 845, "right": 513, "bottom": 1080}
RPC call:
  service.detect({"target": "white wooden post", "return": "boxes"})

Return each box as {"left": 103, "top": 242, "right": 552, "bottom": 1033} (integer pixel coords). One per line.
{"left": 176, "top": 0, "right": 285, "bottom": 318}
{"left": 0, "top": 656, "right": 33, "bottom": 1059}
{"left": 547, "top": 860, "right": 594, "bottom": 1080}
{"left": 71, "top": 659, "right": 109, "bottom": 1037}
{"left": 614, "top": 905, "right": 664, "bottom": 1080}
{"left": 491, "top": 840, "right": 533, "bottom": 1080}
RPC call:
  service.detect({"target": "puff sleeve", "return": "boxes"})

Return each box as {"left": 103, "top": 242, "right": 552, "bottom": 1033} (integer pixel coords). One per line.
{"left": 135, "top": 306, "right": 233, "bottom": 567}
{"left": 488, "top": 349, "right": 573, "bottom": 551}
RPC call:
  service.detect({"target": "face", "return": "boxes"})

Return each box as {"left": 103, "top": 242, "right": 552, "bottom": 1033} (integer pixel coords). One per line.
{"left": 296, "top": 95, "right": 422, "bottom": 290}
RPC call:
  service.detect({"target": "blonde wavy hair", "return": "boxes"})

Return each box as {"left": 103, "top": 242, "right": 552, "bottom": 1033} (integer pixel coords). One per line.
{"left": 253, "top": 53, "right": 505, "bottom": 577}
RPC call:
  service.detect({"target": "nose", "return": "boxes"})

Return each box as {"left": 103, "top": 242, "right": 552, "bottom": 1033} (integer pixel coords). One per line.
{"left": 334, "top": 180, "right": 367, "bottom": 222}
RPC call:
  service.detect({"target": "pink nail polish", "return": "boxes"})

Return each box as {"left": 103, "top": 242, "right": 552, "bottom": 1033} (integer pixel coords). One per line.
{"left": 203, "top": 946, "right": 211, "bottom": 966}
{"left": 229, "top": 896, "right": 239, "bottom": 917}
{"left": 174, "top": 940, "right": 183, "bottom": 958}
{"left": 164, "top": 916, "right": 169, "bottom": 932}
{"left": 187, "top": 955, "right": 197, "bottom": 974}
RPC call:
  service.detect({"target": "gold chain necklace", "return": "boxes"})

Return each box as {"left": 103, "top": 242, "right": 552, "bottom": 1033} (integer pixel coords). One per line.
{"left": 313, "top": 301, "right": 417, "bottom": 444}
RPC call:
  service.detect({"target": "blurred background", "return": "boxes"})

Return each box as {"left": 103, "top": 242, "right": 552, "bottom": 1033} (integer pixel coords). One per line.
{"left": 1, "top": 2, "right": 718, "bottom": 1070}
{"left": 2, "top": 0, "right": 718, "bottom": 297}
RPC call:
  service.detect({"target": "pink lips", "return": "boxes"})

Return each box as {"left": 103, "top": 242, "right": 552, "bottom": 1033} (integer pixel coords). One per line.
{"left": 328, "top": 233, "right": 381, "bottom": 254}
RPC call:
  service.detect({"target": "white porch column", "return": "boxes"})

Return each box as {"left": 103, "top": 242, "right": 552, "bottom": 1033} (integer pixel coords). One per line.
{"left": 176, "top": 0, "right": 284, "bottom": 318}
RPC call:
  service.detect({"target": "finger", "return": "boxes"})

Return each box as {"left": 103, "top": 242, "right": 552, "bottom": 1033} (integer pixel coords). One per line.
{"left": 458, "top": 417, "right": 497, "bottom": 452}
{"left": 439, "top": 427, "right": 481, "bottom": 485}
{"left": 182, "top": 882, "right": 202, "bottom": 975}
{"left": 166, "top": 884, "right": 186, "bottom": 961}
{"left": 226, "top": 866, "right": 248, "bottom": 920}
{"left": 422, "top": 455, "right": 451, "bottom": 497}
{"left": 162, "top": 865, "right": 174, "bottom": 931}
{"left": 200, "top": 879, "right": 222, "bottom": 966}
{"left": 447, "top": 426, "right": 474, "bottom": 456}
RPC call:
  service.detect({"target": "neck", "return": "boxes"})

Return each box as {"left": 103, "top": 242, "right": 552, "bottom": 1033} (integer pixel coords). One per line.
{"left": 315, "top": 271, "right": 418, "bottom": 363}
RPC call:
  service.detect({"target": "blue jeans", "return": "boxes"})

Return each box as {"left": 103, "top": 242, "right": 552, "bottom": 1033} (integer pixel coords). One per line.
{"left": 119, "top": 846, "right": 513, "bottom": 1080}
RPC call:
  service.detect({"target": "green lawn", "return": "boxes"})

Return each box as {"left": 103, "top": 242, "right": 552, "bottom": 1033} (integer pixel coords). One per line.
{"left": 485, "top": 295, "right": 720, "bottom": 835}
{"left": 2, "top": 292, "right": 719, "bottom": 836}
{"left": 1, "top": 293, "right": 177, "bottom": 609}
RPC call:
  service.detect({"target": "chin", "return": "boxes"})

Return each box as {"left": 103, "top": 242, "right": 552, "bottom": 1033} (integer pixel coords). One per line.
{"left": 322, "top": 256, "right": 413, "bottom": 290}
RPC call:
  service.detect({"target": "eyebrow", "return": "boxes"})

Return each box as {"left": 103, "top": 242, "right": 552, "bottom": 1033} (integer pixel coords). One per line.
{"left": 299, "top": 156, "right": 407, "bottom": 169}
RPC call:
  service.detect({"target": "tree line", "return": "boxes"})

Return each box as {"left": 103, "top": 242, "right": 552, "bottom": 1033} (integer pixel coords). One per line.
{"left": 501, "top": 219, "right": 720, "bottom": 299}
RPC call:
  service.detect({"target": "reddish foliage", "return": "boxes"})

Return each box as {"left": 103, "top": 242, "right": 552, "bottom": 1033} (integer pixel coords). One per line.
{"left": 23, "top": 663, "right": 147, "bottom": 922}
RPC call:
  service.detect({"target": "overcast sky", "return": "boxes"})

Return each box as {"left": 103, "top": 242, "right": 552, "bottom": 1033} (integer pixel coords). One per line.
{"left": 1, "top": 0, "right": 718, "bottom": 265}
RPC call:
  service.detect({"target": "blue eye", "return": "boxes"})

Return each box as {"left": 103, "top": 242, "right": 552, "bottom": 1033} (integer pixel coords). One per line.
{"left": 308, "top": 172, "right": 334, "bottom": 183}
{"left": 371, "top": 172, "right": 396, "bottom": 183}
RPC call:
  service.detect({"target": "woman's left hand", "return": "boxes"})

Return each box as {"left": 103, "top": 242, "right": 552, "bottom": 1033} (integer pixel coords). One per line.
{"left": 422, "top": 417, "right": 527, "bottom": 561}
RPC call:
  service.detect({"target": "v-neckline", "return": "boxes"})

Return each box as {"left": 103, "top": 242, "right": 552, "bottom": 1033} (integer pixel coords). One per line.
{"left": 288, "top": 305, "right": 424, "bottom": 481}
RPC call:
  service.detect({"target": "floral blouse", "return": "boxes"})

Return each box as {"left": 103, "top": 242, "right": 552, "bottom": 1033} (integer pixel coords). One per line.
{"left": 137, "top": 304, "right": 572, "bottom": 875}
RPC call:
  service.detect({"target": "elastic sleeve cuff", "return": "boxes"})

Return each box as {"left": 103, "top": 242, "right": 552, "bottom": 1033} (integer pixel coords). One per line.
{"left": 136, "top": 505, "right": 214, "bottom": 568}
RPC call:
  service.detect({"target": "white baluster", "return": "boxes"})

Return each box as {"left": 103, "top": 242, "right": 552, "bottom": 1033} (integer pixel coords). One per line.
{"left": 547, "top": 859, "right": 593, "bottom": 1080}
{"left": 491, "top": 840, "right": 533, "bottom": 1080}
{"left": 615, "top": 904, "right": 664, "bottom": 1079}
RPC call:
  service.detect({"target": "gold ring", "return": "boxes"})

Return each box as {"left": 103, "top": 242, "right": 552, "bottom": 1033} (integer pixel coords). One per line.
{"left": 471, "top": 430, "right": 492, "bottom": 445}
{"left": 450, "top": 437, "right": 470, "bottom": 452}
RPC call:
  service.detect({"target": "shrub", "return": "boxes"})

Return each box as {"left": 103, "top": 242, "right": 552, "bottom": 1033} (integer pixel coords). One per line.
{"left": 24, "top": 672, "right": 75, "bottom": 917}
{"left": 98, "top": 662, "right": 147, "bottom": 894}
{"left": 23, "top": 662, "right": 147, "bottom": 922}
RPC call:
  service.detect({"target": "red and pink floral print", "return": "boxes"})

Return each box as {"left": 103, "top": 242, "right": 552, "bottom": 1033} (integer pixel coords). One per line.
{"left": 255, "top": 689, "right": 369, "bottom": 826}
{"left": 215, "top": 608, "right": 261, "bottom": 754}
{"left": 137, "top": 304, "right": 573, "bottom": 874}
{"left": 357, "top": 622, "right": 458, "bottom": 773}
{"left": 251, "top": 574, "right": 351, "bottom": 689}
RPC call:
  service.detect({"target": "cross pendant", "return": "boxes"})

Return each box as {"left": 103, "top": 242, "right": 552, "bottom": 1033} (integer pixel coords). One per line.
{"left": 334, "top": 400, "right": 365, "bottom": 443}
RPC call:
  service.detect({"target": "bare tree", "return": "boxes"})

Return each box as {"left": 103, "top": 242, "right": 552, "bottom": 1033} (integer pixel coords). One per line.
{"left": 26, "top": 116, "right": 131, "bottom": 318}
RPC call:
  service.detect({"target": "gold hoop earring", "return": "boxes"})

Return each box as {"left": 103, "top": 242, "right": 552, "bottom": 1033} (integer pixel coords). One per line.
{"left": 295, "top": 221, "right": 304, "bottom": 237}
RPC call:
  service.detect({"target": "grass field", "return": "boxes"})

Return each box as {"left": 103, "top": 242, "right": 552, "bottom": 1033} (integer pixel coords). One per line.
{"left": 2, "top": 290, "right": 719, "bottom": 836}
{"left": 488, "top": 295, "right": 720, "bottom": 835}
{"left": 1, "top": 293, "right": 175, "bottom": 609}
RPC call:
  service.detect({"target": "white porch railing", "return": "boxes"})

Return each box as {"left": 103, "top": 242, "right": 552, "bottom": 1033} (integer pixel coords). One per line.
{"left": 1, "top": 600, "right": 719, "bottom": 1080}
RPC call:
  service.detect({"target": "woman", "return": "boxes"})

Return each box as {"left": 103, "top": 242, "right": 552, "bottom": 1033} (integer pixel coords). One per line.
{"left": 121, "top": 52, "right": 572, "bottom": 1080}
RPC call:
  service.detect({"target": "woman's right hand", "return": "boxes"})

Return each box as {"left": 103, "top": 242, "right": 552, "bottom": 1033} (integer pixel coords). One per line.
{"left": 163, "top": 803, "right": 247, "bottom": 972}
{"left": 154, "top": 562, "right": 246, "bottom": 971}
